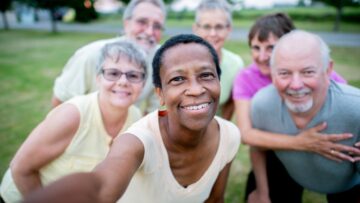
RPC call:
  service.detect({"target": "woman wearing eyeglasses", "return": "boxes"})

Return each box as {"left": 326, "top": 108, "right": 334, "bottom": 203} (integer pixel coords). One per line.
{"left": 0, "top": 41, "right": 147, "bottom": 203}
{"left": 192, "top": 0, "right": 244, "bottom": 120}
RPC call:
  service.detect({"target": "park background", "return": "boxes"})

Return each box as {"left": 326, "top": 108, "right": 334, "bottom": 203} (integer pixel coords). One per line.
{"left": 0, "top": 0, "right": 360, "bottom": 202}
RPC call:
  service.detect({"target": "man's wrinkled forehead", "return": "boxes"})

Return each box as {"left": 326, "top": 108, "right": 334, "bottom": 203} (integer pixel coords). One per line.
{"left": 130, "top": 2, "right": 164, "bottom": 21}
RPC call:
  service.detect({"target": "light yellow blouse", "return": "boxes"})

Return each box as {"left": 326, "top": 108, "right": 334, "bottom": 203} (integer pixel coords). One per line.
{"left": 0, "top": 92, "right": 142, "bottom": 203}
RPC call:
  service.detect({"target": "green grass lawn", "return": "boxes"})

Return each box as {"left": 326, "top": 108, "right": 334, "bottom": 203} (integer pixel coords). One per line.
{"left": 0, "top": 30, "right": 359, "bottom": 202}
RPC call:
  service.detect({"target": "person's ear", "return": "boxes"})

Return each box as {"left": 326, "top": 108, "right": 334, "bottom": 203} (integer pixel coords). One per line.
{"left": 227, "top": 25, "right": 232, "bottom": 33}
{"left": 155, "top": 87, "right": 165, "bottom": 106}
{"left": 326, "top": 60, "right": 334, "bottom": 76}
{"left": 123, "top": 19, "right": 130, "bottom": 34}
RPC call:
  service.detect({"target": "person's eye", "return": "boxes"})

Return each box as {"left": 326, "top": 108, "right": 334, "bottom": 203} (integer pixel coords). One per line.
{"left": 267, "top": 45, "right": 274, "bottom": 52}
{"left": 106, "top": 70, "right": 120, "bottom": 77}
{"left": 127, "top": 72, "right": 141, "bottom": 80}
{"left": 153, "top": 23, "right": 164, "bottom": 31}
{"left": 200, "top": 72, "right": 215, "bottom": 80}
{"left": 215, "top": 25, "right": 225, "bottom": 31}
{"left": 278, "top": 71, "right": 289, "bottom": 76}
{"left": 303, "top": 70, "right": 316, "bottom": 76}
{"left": 169, "top": 76, "right": 185, "bottom": 85}
{"left": 136, "top": 19, "right": 147, "bottom": 26}
{"left": 251, "top": 46, "right": 260, "bottom": 51}
{"left": 203, "top": 25, "right": 211, "bottom": 31}
{"left": 111, "top": 71, "right": 120, "bottom": 76}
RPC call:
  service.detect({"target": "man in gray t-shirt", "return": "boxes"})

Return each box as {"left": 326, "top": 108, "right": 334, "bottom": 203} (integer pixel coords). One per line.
{"left": 250, "top": 30, "right": 360, "bottom": 203}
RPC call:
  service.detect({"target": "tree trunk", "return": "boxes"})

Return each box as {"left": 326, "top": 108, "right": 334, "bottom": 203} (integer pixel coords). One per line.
{"left": 1, "top": 11, "right": 9, "bottom": 30}
{"left": 49, "top": 8, "right": 58, "bottom": 33}
{"left": 333, "top": 3, "right": 342, "bottom": 32}
{"left": 34, "top": 7, "right": 39, "bottom": 22}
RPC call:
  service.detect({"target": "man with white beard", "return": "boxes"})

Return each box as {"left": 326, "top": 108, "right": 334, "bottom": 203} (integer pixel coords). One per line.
{"left": 249, "top": 30, "right": 360, "bottom": 203}
{"left": 51, "top": 0, "right": 166, "bottom": 114}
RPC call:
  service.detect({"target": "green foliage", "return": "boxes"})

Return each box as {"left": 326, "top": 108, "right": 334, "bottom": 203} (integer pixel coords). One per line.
{"left": 313, "top": 0, "right": 360, "bottom": 9}
{"left": 16, "top": 0, "right": 68, "bottom": 9}
{"left": 166, "top": 6, "right": 360, "bottom": 24}
{"left": 68, "top": 0, "right": 98, "bottom": 22}
{"left": 233, "top": 7, "right": 360, "bottom": 23}
{"left": 312, "top": 0, "right": 360, "bottom": 30}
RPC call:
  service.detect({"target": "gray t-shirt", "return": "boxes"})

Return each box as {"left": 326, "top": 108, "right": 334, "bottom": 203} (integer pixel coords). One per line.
{"left": 251, "top": 81, "right": 360, "bottom": 193}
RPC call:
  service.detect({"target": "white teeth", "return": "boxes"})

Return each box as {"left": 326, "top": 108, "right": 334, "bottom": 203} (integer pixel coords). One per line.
{"left": 286, "top": 88, "right": 311, "bottom": 98}
{"left": 184, "top": 103, "right": 209, "bottom": 110}
{"left": 290, "top": 93, "right": 306, "bottom": 98}
{"left": 112, "top": 90, "right": 129, "bottom": 96}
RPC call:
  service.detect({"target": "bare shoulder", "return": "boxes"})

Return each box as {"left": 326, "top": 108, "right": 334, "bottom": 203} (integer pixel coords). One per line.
{"left": 109, "top": 133, "right": 145, "bottom": 159}
{"left": 10, "top": 104, "right": 81, "bottom": 171}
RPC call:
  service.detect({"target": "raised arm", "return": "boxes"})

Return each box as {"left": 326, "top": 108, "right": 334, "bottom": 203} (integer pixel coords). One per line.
{"left": 234, "top": 99, "right": 270, "bottom": 203}
{"left": 234, "top": 99, "right": 360, "bottom": 162}
{"left": 10, "top": 104, "right": 80, "bottom": 197}
{"left": 23, "top": 133, "right": 145, "bottom": 203}
{"left": 247, "top": 147, "right": 270, "bottom": 203}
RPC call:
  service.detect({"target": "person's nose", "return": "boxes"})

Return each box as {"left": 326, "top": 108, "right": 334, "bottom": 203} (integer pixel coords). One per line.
{"left": 258, "top": 49, "right": 270, "bottom": 62}
{"left": 209, "top": 28, "right": 217, "bottom": 36}
{"left": 144, "top": 24, "right": 155, "bottom": 36}
{"left": 116, "top": 73, "right": 128, "bottom": 86}
{"left": 185, "top": 79, "right": 205, "bottom": 96}
{"left": 289, "top": 73, "right": 304, "bottom": 90}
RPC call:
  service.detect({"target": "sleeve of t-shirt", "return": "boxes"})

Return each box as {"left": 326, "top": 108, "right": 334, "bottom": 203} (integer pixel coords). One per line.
{"left": 232, "top": 70, "right": 253, "bottom": 101}
{"left": 124, "top": 119, "right": 158, "bottom": 173}
{"left": 220, "top": 119, "right": 241, "bottom": 164}
{"left": 53, "top": 47, "right": 98, "bottom": 102}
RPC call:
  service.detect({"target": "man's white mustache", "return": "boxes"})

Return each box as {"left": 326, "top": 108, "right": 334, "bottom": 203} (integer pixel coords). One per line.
{"left": 136, "top": 34, "right": 155, "bottom": 46}
{"left": 286, "top": 87, "right": 311, "bottom": 96}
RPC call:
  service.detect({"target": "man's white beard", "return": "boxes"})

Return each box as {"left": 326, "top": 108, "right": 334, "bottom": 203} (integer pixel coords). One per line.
{"left": 285, "top": 97, "right": 313, "bottom": 113}
{"left": 284, "top": 88, "right": 313, "bottom": 113}
{"left": 135, "top": 33, "right": 156, "bottom": 54}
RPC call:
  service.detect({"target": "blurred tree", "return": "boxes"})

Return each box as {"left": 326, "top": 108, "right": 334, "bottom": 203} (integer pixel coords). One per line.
{"left": 16, "top": 0, "right": 98, "bottom": 33}
{"left": 0, "top": 0, "right": 12, "bottom": 30}
{"left": 16, "top": 0, "right": 68, "bottom": 33}
{"left": 68, "top": 0, "right": 97, "bottom": 23}
{"left": 313, "top": 0, "right": 360, "bottom": 31}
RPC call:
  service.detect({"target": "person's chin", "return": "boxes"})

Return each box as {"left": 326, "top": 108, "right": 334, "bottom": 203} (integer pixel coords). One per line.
{"left": 135, "top": 40, "right": 155, "bottom": 53}
{"left": 285, "top": 99, "right": 313, "bottom": 113}
{"left": 257, "top": 65, "right": 271, "bottom": 75}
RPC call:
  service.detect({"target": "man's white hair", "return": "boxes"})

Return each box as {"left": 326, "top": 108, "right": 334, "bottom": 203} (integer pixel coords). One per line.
{"left": 270, "top": 29, "right": 331, "bottom": 72}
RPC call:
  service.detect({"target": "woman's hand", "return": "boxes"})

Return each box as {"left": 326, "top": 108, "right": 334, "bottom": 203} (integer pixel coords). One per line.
{"left": 296, "top": 122, "right": 360, "bottom": 162}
